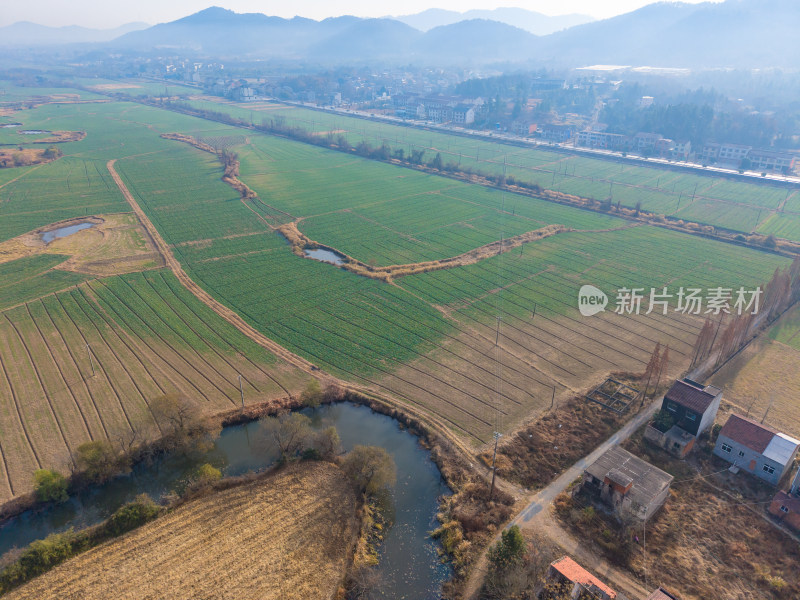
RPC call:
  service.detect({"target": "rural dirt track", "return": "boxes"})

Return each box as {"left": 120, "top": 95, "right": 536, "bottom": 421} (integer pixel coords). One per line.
{"left": 106, "top": 159, "right": 483, "bottom": 462}
{"left": 107, "top": 159, "right": 319, "bottom": 375}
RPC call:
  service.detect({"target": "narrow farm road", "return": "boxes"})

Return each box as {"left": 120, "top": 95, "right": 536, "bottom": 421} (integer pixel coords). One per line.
{"left": 106, "top": 159, "right": 482, "bottom": 462}
{"left": 463, "top": 396, "right": 664, "bottom": 600}
{"left": 106, "top": 159, "right": 320, "bottom": 376}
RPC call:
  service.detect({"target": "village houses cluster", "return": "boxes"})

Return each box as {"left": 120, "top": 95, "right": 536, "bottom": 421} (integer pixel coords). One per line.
{"left": 542, "top": 376, "right": 800, "bottom": 599}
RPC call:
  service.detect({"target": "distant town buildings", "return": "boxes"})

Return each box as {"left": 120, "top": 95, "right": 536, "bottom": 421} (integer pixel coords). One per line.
{"left": 637, "top": 95, "right": 655, "bottom": 108}
{"left": 393, "top": 94, "right": 481, "bottom": 124}
{"left": 539, "top": 123, "right": 575, "bottom": 143}
{"left": 529, "top": 78, "right": 567, "bottom": 92}
{"left": 570, "top": 132, "right": 794, "bottom": 172}
{"left": 748, "top": 148, "right": 796, "bottom": 172}
{"left": 576, "top": 130, "right": 627, "bottom": 151}
{"left": 700, "top": 142, "right": 795, "bottom": 172}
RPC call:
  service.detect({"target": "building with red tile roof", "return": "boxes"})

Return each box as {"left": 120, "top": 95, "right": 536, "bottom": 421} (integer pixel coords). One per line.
{"left": 714, "top": 414, "right": 800, "bottom": 486}
{"left": 769, "top": 489, "right": 800, "bottom": 531}
{"left": 546, "top": 556, "right": 617, "bottom": 599}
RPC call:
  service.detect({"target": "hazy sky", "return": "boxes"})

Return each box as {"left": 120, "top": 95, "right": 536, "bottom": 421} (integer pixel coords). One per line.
{"left": 0, "top": 0, "right": 724, "bottom": 29}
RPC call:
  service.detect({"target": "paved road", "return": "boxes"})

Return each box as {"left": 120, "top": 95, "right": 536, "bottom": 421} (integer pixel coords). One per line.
{"left": 278, "top": 100, "right": 800, "bottom": 187}
{"left": 463, "top": 395, "right": 664, "bottom": 600}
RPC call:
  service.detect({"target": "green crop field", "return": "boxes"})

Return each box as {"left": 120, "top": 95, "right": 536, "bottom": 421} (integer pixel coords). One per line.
{"left": 0, "top": 269, "right": 307, "bottom": 503}
{"left": 99, "top": 103, "right": 787, "bottom": 443}
{"left": 0, "top": 255, "right": 90, "bottom": 311}
{"left": 0, "top": 92, "right": 791, "bottom": 463}
{"left": 0, "top": 80, "right": 106, "bottom": 103}
{"left": 70, "top": 77, "right": 200, "bottom": 97}
{"left": 178, "top": 96, "right": 800, "bottom": 239}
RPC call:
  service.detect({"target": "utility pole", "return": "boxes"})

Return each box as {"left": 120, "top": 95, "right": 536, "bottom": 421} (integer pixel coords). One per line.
{"left": 489, "top": 430, "right": 502, "bottom": 500}
{"left": 550, "top": 385, "right": 556, "bottom": 411}
{"left": 239, "top": 374, "right": 245, "bottom": 409}
{"left": 643, "top": 506, "right": 648, "bottom": 590}
{"left": 86, "top": 343, "right": 95, "bottom": 378}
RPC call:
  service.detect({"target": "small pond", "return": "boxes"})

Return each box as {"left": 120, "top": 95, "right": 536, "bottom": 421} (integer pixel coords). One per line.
{"left": 0, "top": 402, "right": 451, "bottom": 599}
{"left": 41, "top": 222, "right": 96, "bottom": 244}
{"left": 305, "top": 247, "right": 346, "bottom": 265}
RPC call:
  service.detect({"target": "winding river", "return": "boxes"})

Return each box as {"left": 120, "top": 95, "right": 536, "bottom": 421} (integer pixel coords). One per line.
{"left": 0, "top": 402, "right": 451, "bottom": 599}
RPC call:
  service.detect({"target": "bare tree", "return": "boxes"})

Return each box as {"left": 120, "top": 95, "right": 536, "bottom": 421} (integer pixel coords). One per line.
{"left": 346, "top": 565, "right": 382, "bottom": 600}
{"left": 654, "top": 345, "right": 670, "bottom": 395}
{"left": 151, "top": 395, "right": 218, "bottom": 452}
{"left": 690, "top": 318, "right": 714, "bottom": 368}
{"left": 114, "top": 426, "right": 142, "bottom": 457}
{"left": 260, "top": 411, "right": 312, "bottom": 461}
{"left": 641, "top": 342, "right": 661, "bottom": 405}
{"left": 341, "top": 445, "right": 396, "bottom": 495}
{"left": 313, "top": 426, "right": 341, "bottom": 460}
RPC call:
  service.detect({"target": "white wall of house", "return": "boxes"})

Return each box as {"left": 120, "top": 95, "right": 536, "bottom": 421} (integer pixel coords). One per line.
{"left": 713, "top": 435, "right": 794, "bottom": 486}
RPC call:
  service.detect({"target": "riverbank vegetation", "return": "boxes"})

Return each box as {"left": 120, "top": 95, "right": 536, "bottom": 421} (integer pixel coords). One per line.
{"left": 1, "top": 462, "right": 359, "bottom": 600}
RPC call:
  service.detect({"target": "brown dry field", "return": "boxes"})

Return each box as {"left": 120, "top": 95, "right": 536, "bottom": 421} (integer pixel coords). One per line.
{"left": 710, "top": 309, "right": 800, "bottom": 439}
{"left": 0, "top": 148, "right": 56, "bottom": 168}
{"left": 379, "top": 306, "right": 696, "bottom": 447}
{"left": 31, "top": 131, "right": 86, "bottom": 144}
{"left": 6, "top": 461, "right": 358, "bottom": 600}
{"left": 0, "top": 213, "right": 164, "bottom": 275}
{"left": 0, "top": 273, "right": 309, "bottom": 504}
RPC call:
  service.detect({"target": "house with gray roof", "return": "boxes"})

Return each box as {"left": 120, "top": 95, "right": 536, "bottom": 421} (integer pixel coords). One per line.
{"left": 713, "top": 414, "right": 800, "bottom": 486}
{"left": 581, "top": 446, "right": 674, "bottom": 522}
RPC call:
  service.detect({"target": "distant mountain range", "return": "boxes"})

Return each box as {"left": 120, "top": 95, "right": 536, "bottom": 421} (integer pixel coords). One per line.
{"left": 0, "top": 21, "right": 148, "bottom": 47}
{"left": 534, "top": 0, "right": 800, "bottom": 68}
{"left": 391, "top": 8, "right": 594, "bottom": 35}
{"left": 2, "top": 1, "right": 799, "bottom": 68}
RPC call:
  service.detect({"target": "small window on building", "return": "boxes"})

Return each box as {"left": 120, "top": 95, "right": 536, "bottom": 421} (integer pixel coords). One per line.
{"left": 780, "top": 505, "right": 790, "bottom": 513}
{"left": 667, "top": 402, "right": 677, "bottom": 412}
{"left": 762, "top": 464, "right": 775, "bottom": 475}
{"left": 686, "top": 413, "right": 697, "bottom": 422}
{"left": 721, "top": 443, "right": 732, "bottom": 454}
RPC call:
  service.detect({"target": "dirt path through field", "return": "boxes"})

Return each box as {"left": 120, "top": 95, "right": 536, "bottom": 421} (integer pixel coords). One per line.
{"left": 106, "top": 159, "right": 483, "bottom": 463}
{"left": 106, "top": 159, "right": 318, "bottom": 375}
